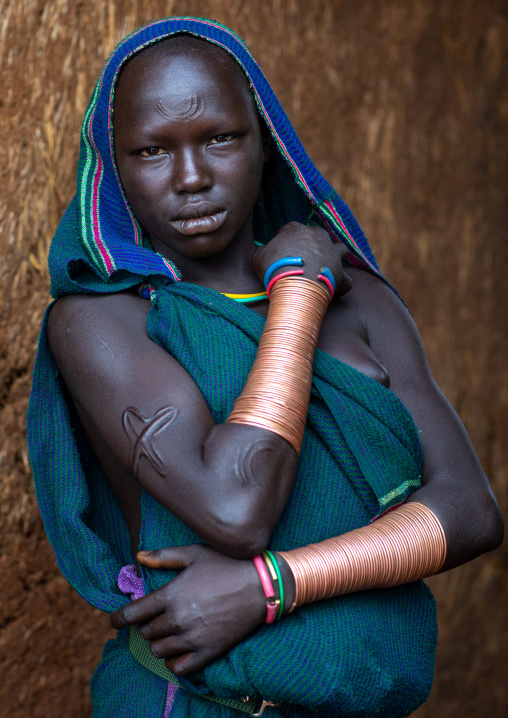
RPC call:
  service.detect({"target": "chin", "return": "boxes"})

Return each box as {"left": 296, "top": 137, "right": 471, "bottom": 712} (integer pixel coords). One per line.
{"left": 166, "top": 233, "right": 233, "bottom": 261}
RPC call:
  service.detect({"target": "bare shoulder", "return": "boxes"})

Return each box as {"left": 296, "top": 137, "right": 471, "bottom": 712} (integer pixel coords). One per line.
{"left": 343, "top": 267, "right": 411, "bottom": 322}
{"left": 48, "top": 292, "right": 150, "bottom": 354}
{"left": 47, "top": 288, "right": 214, "bottom": 457}
{"left": 346, "top": 267, "right": 422, "bottom": 342}
{"left": 48, "top": 291, "right": 154, "bottom": 376}
{"left": 46, "top": 290, "right": 198, "bottom": 413}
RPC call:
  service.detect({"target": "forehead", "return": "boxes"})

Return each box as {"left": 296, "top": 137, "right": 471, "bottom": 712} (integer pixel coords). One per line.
{"left": 114, "top": 37, "right": 255, "bottom": 118}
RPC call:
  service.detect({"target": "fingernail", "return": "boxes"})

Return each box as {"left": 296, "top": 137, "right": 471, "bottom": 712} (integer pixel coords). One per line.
{"left": 137, "top": 550, "right": 151, "bottom": 556}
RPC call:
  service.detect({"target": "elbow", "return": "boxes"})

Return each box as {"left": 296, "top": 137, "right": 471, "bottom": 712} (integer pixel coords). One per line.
{"left": 221, "top": 533, "right": 272, "bottom": 560}
{"left": 205, "top": 501, "right": 274, "bottom": 559}
{"left": 468, "top": 490, "right": 504, "bottom": 556}
{"left": 432, "top": 484, "right": 504, "bottom": 570}
{"left": 483, "top": 497, "right": 504, "bottom": 552}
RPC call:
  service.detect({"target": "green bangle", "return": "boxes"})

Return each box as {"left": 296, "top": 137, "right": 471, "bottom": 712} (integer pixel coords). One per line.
{"left": 264, "top": 550, "right": 284, "bottom": 620}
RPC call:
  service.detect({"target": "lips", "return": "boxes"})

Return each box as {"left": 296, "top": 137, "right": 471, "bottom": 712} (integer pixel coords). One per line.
{"left": 169, "top": 204, "right": 227, "bottom": 236}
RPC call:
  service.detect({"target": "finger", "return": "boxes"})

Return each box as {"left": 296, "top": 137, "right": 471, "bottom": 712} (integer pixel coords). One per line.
{"left": 138, "top": 612, "right": 180, "bottom": 641}
{"left": 166, "top": 651, "right": 206, "bottom": 677}
{"left": 149, "top": 635, "right": 190, "bottom": 660}
{"left": 110, "top": 590, "right": 166, "bottom": 629}
{"left": 137, "top": 545, "right": 195, "bottom": 569}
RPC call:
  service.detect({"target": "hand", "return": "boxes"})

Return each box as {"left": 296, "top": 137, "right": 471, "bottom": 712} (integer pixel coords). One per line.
{"left": 110, "top": 544, "right": 266, "bottom": 676}
{"left": 252, "top": 222, "right": 352, "bottom": 298}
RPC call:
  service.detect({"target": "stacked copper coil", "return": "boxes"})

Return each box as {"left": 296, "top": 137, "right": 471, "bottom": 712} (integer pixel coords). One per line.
{"left": 227, "top": 276, "right": 330, "bottom": 453}
{"left": 279, "top": 502, "right": 447, "bottom": 608}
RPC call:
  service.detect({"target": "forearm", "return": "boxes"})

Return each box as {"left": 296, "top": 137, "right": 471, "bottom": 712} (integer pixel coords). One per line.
{"left": 276, "top": 485, "right": 502, "bottom": 610}
{"left": 357, "top": 270, "right": 504, "bottom": 571}
{"left": 227, "top": 275, "right": 330, "bottom": 452}
{"left": 275, "top": 502, "right": 446, "bottom": 611}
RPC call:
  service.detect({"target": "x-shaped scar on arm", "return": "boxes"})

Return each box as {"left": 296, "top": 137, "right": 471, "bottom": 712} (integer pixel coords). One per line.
{"left": 122, "top": 406, "right": 178, "bottom": 478}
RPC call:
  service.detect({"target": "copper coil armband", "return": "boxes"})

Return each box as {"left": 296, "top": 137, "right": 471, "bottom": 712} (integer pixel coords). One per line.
{"left": 226, "top": 276, "right": 331, "bottom": 453}
{"left": 278, "top": 502, "right": 447, "bottom": 610}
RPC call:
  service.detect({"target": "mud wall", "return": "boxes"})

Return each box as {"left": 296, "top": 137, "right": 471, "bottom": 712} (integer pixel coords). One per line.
{"left": 1, "top": 1, "right": 507, "bottom": 715}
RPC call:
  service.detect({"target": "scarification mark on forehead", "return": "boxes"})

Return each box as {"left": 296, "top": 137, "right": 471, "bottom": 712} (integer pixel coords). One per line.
{"left": 155, "top": 94, "right": 205, "bottom": 122}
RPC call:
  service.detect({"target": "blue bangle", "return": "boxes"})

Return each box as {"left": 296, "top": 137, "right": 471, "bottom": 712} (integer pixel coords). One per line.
{"left": 319, "top": 266, "right": 335, "bottom": 292}
{"left": 264, "top": 257, "right": 304, "bottom": 289}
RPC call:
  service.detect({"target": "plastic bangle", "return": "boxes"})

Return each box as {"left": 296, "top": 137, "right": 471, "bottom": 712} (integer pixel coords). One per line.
{"left": 264, "top": 256, "right": 304, "bottom": 289}
{"left": 262, "top": 551, "right": 278, "bottom": 582}
{"left": 264, "top": 550, "right": 285, "bottom": 619}
{"left": 317, "top": 266, "right": 335, "bottom": 298}
{"left": 266, "top": 601, "right": 278, "bottom": 623}
{"left": 253, "top": 555, "right": 277, "bottom": 624}
{"left": 266, "top": 269, "right": 304, "bottom": 299}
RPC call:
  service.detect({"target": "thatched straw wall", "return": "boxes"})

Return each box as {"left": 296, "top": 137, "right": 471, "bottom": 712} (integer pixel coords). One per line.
{"left": 1, "top": 0, "right": 506, "bottom": 715}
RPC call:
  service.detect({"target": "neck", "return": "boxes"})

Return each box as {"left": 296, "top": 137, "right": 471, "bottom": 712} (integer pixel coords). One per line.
{"left": 150, "top": 219, "right": 265, "bottom": 294}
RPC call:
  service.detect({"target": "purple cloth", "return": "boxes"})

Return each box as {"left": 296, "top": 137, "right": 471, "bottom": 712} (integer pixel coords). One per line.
{"left": 118, "top": 564, "right": 145, "bottom": 600}
{"left": 118, "top": 565, "right": 178, "bottom": 716}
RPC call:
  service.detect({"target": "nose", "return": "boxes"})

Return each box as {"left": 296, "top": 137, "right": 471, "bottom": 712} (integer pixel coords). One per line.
{"left": 172, "top": 147, "right": 212, "bottom": 195}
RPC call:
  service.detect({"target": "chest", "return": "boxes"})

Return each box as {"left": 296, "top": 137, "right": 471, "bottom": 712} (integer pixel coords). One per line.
{"left": 249, "top": 298, "right": 390, "bottom": 388}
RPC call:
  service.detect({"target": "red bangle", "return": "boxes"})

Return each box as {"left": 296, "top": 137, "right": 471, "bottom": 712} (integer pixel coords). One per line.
{"left": 253, "top": 555, "right": 278, "bottom": 624}
{"left": 266, "top": 269, "right": 304, "bottom": 299}
{"left": 317, "top": 273, "right": 334, "bottom": 298}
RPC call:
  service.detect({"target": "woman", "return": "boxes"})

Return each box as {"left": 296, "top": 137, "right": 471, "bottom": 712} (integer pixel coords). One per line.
{"left": 27, "top": 17, "right": 502, "bottom": 718}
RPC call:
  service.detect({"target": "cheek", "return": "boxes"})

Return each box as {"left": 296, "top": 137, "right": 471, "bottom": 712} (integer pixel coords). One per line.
{"left": 226, "top": 149, "right": 264, "bottom": 206}
{"left": 118, "top": 165, "right": 165, "bottom": 220}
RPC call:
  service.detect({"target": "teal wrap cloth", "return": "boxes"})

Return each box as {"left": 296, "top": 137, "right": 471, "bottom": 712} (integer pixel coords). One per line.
{"left": 29, "top": 278, "right": 436, "bottom": 718}
{"left": 27, "top": 16, "right": 437, "bottom": 718}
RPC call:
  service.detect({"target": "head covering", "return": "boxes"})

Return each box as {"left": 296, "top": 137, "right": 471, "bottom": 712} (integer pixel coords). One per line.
{"left": 49, "top": 16, "right": 384, "bottom": 299}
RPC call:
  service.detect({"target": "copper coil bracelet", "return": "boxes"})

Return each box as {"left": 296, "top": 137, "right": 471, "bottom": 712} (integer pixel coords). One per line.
{"left": 227, "top": 276, "right": 331, "bottom": 453}
{"left": 278, "top": 502, "right": 447, "bottom": 610}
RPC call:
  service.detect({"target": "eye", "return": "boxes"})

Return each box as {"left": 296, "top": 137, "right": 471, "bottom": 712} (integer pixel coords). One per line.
{"left": 139, "top": 147, "right": 166, "bottom": 157}
{"left": 209, "top": 134, "right": 235, "bottom": 145}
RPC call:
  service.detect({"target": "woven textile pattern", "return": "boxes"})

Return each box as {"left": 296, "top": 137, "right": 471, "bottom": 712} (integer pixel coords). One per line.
{"left": 27, "top": 16, "right": 436, "bottom": 718}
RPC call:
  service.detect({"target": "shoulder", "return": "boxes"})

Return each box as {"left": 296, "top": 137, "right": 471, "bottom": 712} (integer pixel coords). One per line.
{"left": 46, "top": 288, "right": 208, "bottom": 424}
{"left": 47, "top": 291, "right": 159, "bottom": 392}
{"left": 345, "top": 268, "right": 419, "bottom": 341}
{"left": 48, "top": 291, "right": 150, "bottom": 334}
{"left": 48, "top": 292, "right": 150, "bottom": 359}
{"left": 343, "top": 267, "right": 409, "bottom": 317}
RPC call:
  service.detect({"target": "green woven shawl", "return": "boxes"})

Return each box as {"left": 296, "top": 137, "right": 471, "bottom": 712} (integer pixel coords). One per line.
{"left": 28, "top": 273, "right": 436, "bottom": 717}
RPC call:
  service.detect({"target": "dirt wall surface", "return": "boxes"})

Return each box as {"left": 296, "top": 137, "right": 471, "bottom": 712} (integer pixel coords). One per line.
{"left": 0, "top": 0, "right": 507, "bottom": 716}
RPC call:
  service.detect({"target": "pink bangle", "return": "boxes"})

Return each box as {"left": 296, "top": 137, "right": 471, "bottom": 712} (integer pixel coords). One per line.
{"left": 317, "top": 273, "right": 334, "bottom": 298}
{"left": 266, "top": 601, "right": 278, "bottom": 623}
{"left": 266, "top": 269, "right": 304, "bottom": 299}
{"left": 253, "top": 554, "right": 277, "bottom": 624}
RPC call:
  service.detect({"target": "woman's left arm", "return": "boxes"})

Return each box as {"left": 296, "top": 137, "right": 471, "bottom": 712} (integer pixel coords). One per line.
{"left": 111, "top": 271, "right": 503, "bottom": 674}
{"left": 357, "top": 270, "right": 503, "bottom": 569}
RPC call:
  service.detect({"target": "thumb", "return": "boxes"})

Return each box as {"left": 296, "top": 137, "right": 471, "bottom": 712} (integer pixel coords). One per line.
{"left": 137, "top": 545, "right": 195, "bottom": 570}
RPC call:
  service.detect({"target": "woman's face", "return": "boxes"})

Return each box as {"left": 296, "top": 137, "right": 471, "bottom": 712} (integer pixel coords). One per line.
{"left": 113, "top": 45, "right": 269, "bottom": 262}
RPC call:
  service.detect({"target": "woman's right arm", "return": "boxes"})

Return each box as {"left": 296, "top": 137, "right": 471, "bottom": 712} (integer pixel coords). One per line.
{"left": 48, "top": 223, "right": 348, "bottom": 559}
{"left": 48, "top": 291, "right": 296, "bottom": 558}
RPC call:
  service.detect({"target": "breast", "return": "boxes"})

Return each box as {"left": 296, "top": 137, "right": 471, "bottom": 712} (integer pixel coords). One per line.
{"left": 317, "top": 303, "right": 391, "bottom": 388}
